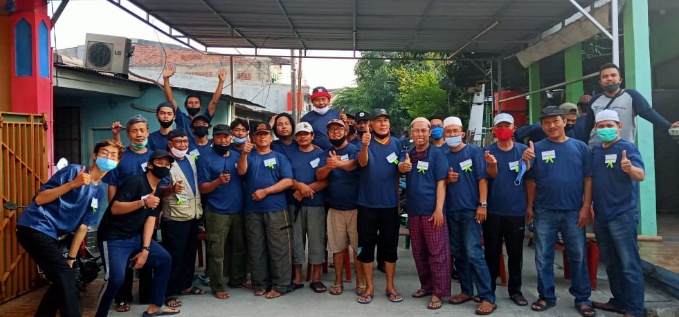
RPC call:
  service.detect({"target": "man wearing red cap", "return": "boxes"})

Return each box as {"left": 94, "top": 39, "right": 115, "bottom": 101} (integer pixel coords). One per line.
{"left": 300, "top": 86, "right": 340, "bottom": 151}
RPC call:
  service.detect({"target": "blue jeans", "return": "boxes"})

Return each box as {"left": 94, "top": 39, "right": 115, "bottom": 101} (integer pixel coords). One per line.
{"left": 95, "top": 237, "right": 171, "bottom": 317}
{"left": 594, "top": 209, "right": 644, "bottom": 317}
{"left": 534, "top": 208, "right": 591, "bottom": 306}
{"left": 447, "top": 209, "right": 495, "bottom": 303}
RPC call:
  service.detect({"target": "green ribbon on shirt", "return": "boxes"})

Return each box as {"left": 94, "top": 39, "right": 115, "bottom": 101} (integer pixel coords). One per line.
{"left": 606, "top": 161, "right": 614, "bottom": 168}
{"left": 268, "top": 163, "right": 275, "bottom": 169}
{"left": 176, "top": 194, "right": 184, "bottom": 204}
{"left": 392, "top": 158, "right": 399, "bottom": 165}
{"left": 545, "top": 156, "right": 555, "bottom": 163}
{"left": 514, "top": 166, "right": 519, "bottom": 172}
{"left": 193, "top": 154, "right": 199, "bottom": 161}
{"left": 463, "top": 165, "right": 472, "bottom": 172}
{"left": 417, "top": 166, "right": 426, "bottom": 174}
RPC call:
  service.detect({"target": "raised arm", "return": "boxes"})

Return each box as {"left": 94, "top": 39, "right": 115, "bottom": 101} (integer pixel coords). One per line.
{"left": 207, "top": 68, "right": 226, "bottom": 117}
{"left": 162, "top": 65, "right": 178, "bottom": 111}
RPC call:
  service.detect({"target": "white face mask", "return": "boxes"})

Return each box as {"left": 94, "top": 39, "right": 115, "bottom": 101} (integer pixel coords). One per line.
{"left": 171, "top": 147, "right": 188, "bottom": 157}
{"left": 312, "top": 106, "right": 330, "bottom": 115}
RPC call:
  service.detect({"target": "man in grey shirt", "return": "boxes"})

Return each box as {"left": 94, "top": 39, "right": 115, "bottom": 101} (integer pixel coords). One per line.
{"left": 584, "top": 63, "right": 679, "bottom": 147}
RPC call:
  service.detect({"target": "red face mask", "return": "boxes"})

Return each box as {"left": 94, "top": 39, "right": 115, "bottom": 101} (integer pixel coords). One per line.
{"left": 493, "top": 127, "right": 514, "bottom": 141}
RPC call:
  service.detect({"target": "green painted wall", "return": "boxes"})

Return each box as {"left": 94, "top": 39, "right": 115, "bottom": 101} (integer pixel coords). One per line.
{"left": 564, "top": 43, "right": 584, "bottom": 103}
{"left": 528, "top": 63, "right": 542, "bottom": 123}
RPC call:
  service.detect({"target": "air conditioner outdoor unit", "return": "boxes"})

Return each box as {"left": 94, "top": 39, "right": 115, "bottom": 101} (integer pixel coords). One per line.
{"left": 84, "top": 33, "right": 133, "bottom": 76}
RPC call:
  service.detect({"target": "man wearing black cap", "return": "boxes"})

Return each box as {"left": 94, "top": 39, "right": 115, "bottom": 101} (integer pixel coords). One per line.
{"left": 162, "top": 65, "right": 226, "bottom": 139}
{"left": 356, "top": 108, "right": 405, "bottom": 304}
{"left": 522, "top": 106, "right": 594, "bottom": 316}
{"left": 95, "top": 150, "right": 177, "bottom": 317}
{"left": 159, "top": 129, "right": 206, "bottom": 301}
{"left": 300, "top": 86, "right": 340, "bottom": 151}
{"left": 237, "top": 122, "right": 294, "bottom": 299}
{"left": 148, "top": 102, "right": 176, "bottom": 151}
{"left": 351, "top": 111, "right": 370, "bottom": 148}
{"left": 197, "top": 124, "right": 249, "bottom": 299}
{"left": 189, "top": 114, "right": 213, "bottom": 159}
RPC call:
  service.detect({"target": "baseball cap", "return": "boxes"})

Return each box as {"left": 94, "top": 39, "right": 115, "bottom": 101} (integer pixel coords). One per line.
{"left": 371, "top": 108, "right": 389, "bottom": 120}
{"left": 355, "top": 111, "right": 370, "bottom": 122}
{"left": 148, "top": 150, "right": 175, "bottom": 164}
{"left": 443, "top": 116, "right": 463, "bottom": 128}
{"left": 539, "top": 106, "right": 564, "bottom": 119}
{"left": 326, "top": 119, "right": 346, "bottom": 129}
{"left": 595, "top": 109, "right": 620, "bottom": 123}
{"left": 212, "top": 124, "right": 232, "bottom": 135}
{"left": 559, "top": 102, "right": 578, "bottom": 115}
{"left": 295, "top": 122, "right": 314, "bottom": 134}
{"left": 191, "top": 114, "right": 211, "bottom": 126}
{"left": 253, "top": 122, "right": 273, "bottom": 135}
{"left": 493, "top": 113, "right": 515, "bottom": 125}
{"left": 310, "top": 86, "right": 331, "bottom": 101}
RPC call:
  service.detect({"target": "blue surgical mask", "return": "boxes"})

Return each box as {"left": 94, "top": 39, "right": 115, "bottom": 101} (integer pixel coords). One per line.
{"left": 130, "top": 139, "right": 148, "bottom": 151}
{"left": 431, "top": 127, "right": 444, "bottom": 140}
{"left": 445, "top": 136, "right": 462, "bottom": 147}
{"left": 233, "top": 136, "right": 248, "bottom": 145}
{"left": 596, "top": 127, "right": 618, "bottom": 142}
{"left": 95, "top": 157, "right": 118, "bottom": 172}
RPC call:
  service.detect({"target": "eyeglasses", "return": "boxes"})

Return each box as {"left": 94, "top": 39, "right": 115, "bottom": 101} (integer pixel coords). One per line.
{"left": 98, "top": 149, "right": 118, "bottom": 159}
{"left": 328, "top": 127, "right": 345, "bottom": 133}
{"left": 171, "top": 139, "right": 189, "bottom": 145}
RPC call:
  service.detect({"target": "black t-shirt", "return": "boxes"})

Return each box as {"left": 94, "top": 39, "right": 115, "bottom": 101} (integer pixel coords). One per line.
{"left": 97, "top": 174, "right": 162, "bottom": 241}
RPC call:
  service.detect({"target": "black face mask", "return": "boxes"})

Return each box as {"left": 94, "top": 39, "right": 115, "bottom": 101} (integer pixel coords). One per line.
{"left": 149, "top": 164, "right": 170, "bottom": 179}
{"left": 348, "top": 125, "right": 357, "bottom": 136}
{"left": 193, "top": 126, "right": 209, "bottom": 137}
{"left": 329, "top": 137, "right": 346, "bottom": 147}
{"left": 603, "top": 83, "right": 620, "bottom": 93}
{"left": 213, "top": 144, "right": 230, "bottom": 156}
{"left": 186, "top": 107, "right": 201, "bottom": 116}
{"left": 158, "top": 119, "right": 173, "bottom": 129}
{"left": 374, "top": 131, "right": 390, "bottom": 139}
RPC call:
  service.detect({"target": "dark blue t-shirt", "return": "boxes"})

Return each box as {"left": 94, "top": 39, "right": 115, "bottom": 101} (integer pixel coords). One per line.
{"left": 176, "top": 110, "right": 213, "bottom": 140}
{"left": 591, "top": 139, "right": 644, "bottom": 221}
{"left": 484, "top": 142, "right": 529, "bottom": 217}
{"left": 229, "top": 144, "right": 244, "bottom": 155}
{"left": 432, "top": 143, "right": 448, "bottom": 154}
{"left": 349, "top": 137, "right": 362, "bottom": 148}
{"left": 445, "top": 145, "right": 487, "bottom": 212}
{"left": 102, "top": 147, "right": 151, "bottom": 187}
{"left": 357, "top": 137, "right": 404, "bottom": 209}
{"left": 148, "top": 130, "right": 169, "bottom": 152}
{"left": 405, "top": 146, "right": 448, "bottom": 216}
{"left": 286, "top": 146, "right": 325, "bottom": 207}
{"left": 197, "top": 149, "right": 243, "bottom": 214}
{"left": 271, "top": 139, "right": 298, "bottom": 159}
{"left": 18, "top": 165, "right": 103, "bottom": 239}
{"left": 528, "top": 138, "right": 592, "bottom": 211}
{"left": 300, "top": 109, "right": 340, "bottom": 151}
{"left": 243, "top": 151, "right": 293, "bottom": 213}
{"left": 188, "top": 139, "right": 213, "bottom": 160}
{"left": 318, "top": 143, "right": 360, "bottom": 210}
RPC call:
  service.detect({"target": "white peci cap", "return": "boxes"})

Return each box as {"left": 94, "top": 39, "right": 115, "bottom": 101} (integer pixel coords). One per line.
{"left": 595, "top": 109, "right": 620, "bottom": 123}
{"left": 443, "top": 116, "right": 463, "bottom": 128}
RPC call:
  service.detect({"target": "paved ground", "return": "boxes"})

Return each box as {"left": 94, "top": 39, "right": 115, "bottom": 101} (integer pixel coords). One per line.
{"left": 2, "top": 237, "right": 678, "bottom": 317}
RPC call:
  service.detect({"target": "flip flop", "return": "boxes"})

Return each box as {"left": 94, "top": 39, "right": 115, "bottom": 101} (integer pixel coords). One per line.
{"left": 412, "top": 289, "right": 433, "bottom": 298}
{"left": 428, "top": 299, "right": 443, "bottom": 310}
{"left": 214, "top": 291, "right": 229, "bottom": 299}
{"left": 576, "top": 304, "right": 596, "bottom": 317}
{"left": 254, "top": 288, "right": 267, "bottom": 296}
{"left": 329, "top": 284, "right": 343, "bottom": 296}
{"left": 180, "top": 286, "right": 206, "bottom": 295}
{"left": 164, "top": 297, "right": 182, "bottom": 308}
{"left": 531, "top": 299, "right": 556, "bottom": 312}
{"left": 475, "top": 302, "right": 498, "bottom": 315}
{"left": 592, "top": 301, "right": 626, "bottom": 314}
{"left": 141, "top": 308, "right": 180, "bottom": 316}
{"left": 358, "top": 293, "right": 374, "bottom": 304}
{"left": 449, "top": 293, "right": 474, "bottom": 305}
{"left": 309, "top": 281, "right": 327, "bottom": 293}
{"left": 115, "top": 302, "right": 130, "bottom": 312}
{"left": 510, "top": 294, "right": 528, "bottom": 306}
{"left": 265, "top": 290, "right": 282, "bottom": 299}
{"left": 387, "top": 292, "right": 403, "bottom": 303}
{"left": 356, "top": 285, "right": 367, "bottom": 295}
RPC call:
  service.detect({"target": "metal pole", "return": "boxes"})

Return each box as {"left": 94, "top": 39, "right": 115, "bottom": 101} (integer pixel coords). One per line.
{"left": 291, "top": 50, "right": 297, "bottom": 123}
{"left": 568, "top": 0, "right": 614, "bottom": 40}
{"left": 230, "top": 56, "right": 235, "bottom": 121}
{"left": 497, "top": 59, "right": 503, "bottom": 113}
{"left": 297, "top": 49, "right": 304, "bottom": 120}
{"left": 611, "top": 0, "right": 620, "bottom": 65}
{"left": 499, "top": 72, "right": 599, "bottom": 103}
{"left": 489, "top": 61, "right": 494, "bottom": 126}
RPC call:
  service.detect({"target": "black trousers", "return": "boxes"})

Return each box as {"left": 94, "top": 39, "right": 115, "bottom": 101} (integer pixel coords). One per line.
{"left": 482, "top": 213, "right": 525, "bottom": 296}
{"left": 161, "top": 218, "right": 200, "bottom": 296}
{"left": 16, "top": 226, "right": 81, "bottom": 317}
{"left": 114, "top": 229, "right": 155, "bottom": 305}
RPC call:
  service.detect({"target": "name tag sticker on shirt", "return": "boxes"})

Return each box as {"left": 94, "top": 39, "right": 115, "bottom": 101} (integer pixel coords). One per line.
{"left": 459, "top": 159, "right": 473, "bottom": 172}
{"left": 416, "top": 161, "right": 429, "bottom": 174}
{"left": 263, "top": 158, "right": 277, "bottom": 169}
{"left": 189, "top": 149, "right": 199, "bottom": 156}
{"left": 541, "top": 150, "right": 556, "bottom": 163}
{"left": 140, "top": 163, "right": 147, "bottom": 172}
{"left": 605, "top": 154, "right": 617, "bottom": 168}
{"left": 91, "top": 198, "right": 98, "bottom": 212}
{"left": 386, "top": 152, "right": 398, "bottom": 164}
{"left": 340, "top": 154, "right": 349, "bottom": 161}
{"left": 310, "top": 158, "right": 320, "bottom": 168}
{"left": 509, "top": 161, "right": 519, "bottom": 172}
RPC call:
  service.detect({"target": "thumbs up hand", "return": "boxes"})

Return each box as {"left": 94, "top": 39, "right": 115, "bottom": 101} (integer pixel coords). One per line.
{"left": 399, "top": 153, "right": 412, "bottom": 173}
{"left": 145, "top": 191, "right": 161, "bottom": 209}
{"left": 326, "top": 151, "right": 340, "bottom": 169}
{"left": 173, "top": 180, "right": 184, "bottom": 194}
{"left": 447, "top": 167, "right": 459, "bottom": 183}
{"left": 340, "top": 108, "right": 348, "bottom": 124}
{"left": 523, "top": 141, "right": 535, "bottom": 162}
{"left": 242, "top": 141, "right": 254, "bottom": 154}
{"left": 361, "top": 130, "right": 372, "bottom": 146}
{"left": 484, "top": 150, "right": 497, "bottom": 164}
{"left": 620, "top": 150, "right": 632, "bottom": 173}
{"left": 71, "top": 166, "right": 91, "bottom": 188}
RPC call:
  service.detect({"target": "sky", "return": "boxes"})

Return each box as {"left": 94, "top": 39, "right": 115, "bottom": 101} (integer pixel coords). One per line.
{"left": 49, "top": 0, "right": 358, "bottom": 90}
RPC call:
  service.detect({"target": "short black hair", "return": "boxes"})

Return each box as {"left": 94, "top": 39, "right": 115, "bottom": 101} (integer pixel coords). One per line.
{"left": 166, "top": 128, "right": 188, "bottom": 140}
{"left": 93, "top": 139, "right": 124, "bottom": 160}
{"left": 577, "top": 102, "right": 591, "bottom": 114}
{"left": 272, "top": 113, "right": 294, "bottom": 138}
{"left": 184, "top": 91, "right": 201, "bottom": 107}
{"left": 428, "top": 115, "right": 444, "bottom": 122}
{"left": 230, "top": 118, "right": 250, "bottom": 132}
{"left": 599, "top": 63, "right": 620, "bottom": 73}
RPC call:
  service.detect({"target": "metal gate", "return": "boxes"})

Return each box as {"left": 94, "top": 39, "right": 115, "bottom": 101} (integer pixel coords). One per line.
{"left": 0, "top": 112, "right": 48, "bottom": 303}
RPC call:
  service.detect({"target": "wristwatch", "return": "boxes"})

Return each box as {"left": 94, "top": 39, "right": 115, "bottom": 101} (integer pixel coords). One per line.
{"left": 479, "top": 202, "right": 488, "bottom": 208}
{"left": 141, "top": 246, "right": 151, "bottom": 252}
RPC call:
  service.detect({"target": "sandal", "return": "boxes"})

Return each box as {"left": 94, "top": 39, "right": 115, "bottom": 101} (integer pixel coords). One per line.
{"left": 386, "top": 292, "right": 403, "bottom": 303}
{"left": 329, "top": 284, "right": 343, "bottom": 295}
{"left": 115, "top": 301, "right": 131, "bottom": 312}
{"left": 428, "top": 298, "right": 443, "bottom": 310}
{"left": 254, "top": 288, "right": 267, "bottom": 296}
{"left": 214, "top": 291, "right": 229, "bottom": 299}
{"left": 309, "top": 281, "right": 327, "bottom": 293}
{"left": 164, "top": 297, "right": 182, "bottom": 308}
{"left": 265, "top": 290, "right": 282, "bottom": 299}
{"left": 531, "top": 298, "right": 556, "bottom": 312}
{"left": 141, "top": 308, "right": 180, "bottom": 316}
{"left": 475, "top": 301, "right": 498, "bottom": 315}
{"left": 180, "top": 286, "right": 206, "bottom": 295}
{"left": 510, "top": 294, "right": 528, "bottom": 306}
{"left": 592, "top": 301, "right": 626, "bottom": 314}
{"left": 449, "top": 293, "right": 474, "bottom": 305}
{"left": 412, "top": 288, "right": 433, "bottom": 298}
{"left": 356, "top": 285, "right": 367, "bottom": 295}
{"left": 358, "top": 293, "right": 374, "bottom": 304}
{"left": 576, "top": 304, "right": 597, "bottom": 317}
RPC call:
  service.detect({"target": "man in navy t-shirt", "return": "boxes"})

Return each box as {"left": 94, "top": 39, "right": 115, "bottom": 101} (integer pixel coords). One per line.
{"left": 402, "top": 117, "right": 450, "bottom": 310}
{"left": 300, "top": 86, "right": 340, "bottom": 151}
{"left": 196, "top": 124, "right": 248, "bottom": 298}
{"left": 316, "top": 119, "right": 364, "bottom": 296}
{"left": 589, "top": 110, "right": 646, "bottom": 317}
{"left": 286, "top": 122, "right": 328, "bottom": 293}
{"left": 188, "top": 115, "right": 213, "bottom": 159}
{"left": 356, "top": 108, "right": 405, "bottom": 304}
{"left": 442, "top": 116, "right": 496, "bottom": 315}
{"left": 271, "top": 112, "right": 297, "bottom": 157}
{"left": 147, "top": 102, "right": 175, "bottom": 151}
{"left": 229, "top": 118, "right": 250, "bottom": 154}
{"left": 17, "top": 139, "right": 123, "bottom": 317}
{"left": 351, "top": 111, "right": 370, "bottom": 148}
{"left": 523, "top": 106, "right": 594, "bottom": 316}
{"left": 483, "top": 113, "right": 529, "bottom": 306}
{"left": 237, "top": 122, "right": 294, "bottom": 299}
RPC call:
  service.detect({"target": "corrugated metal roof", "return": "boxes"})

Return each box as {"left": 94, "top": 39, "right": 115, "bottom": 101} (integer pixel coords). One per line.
{"left": 121, "top": 0, "right": 597, "bottom": 56}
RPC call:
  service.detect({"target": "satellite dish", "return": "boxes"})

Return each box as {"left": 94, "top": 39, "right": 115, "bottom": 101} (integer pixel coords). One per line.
{"left": 55, "top": 158, "right": 68, "bottom": 171}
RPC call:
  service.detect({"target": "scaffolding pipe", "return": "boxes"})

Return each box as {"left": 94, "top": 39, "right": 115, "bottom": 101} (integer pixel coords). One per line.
{"left": 230, "top": 56, "right": 235, "bottom": 122}
{"left": 611, "top": 0, "right": 620, "bottom": 65}
{"left": 291, "top": 50, "right": 297, "bottom": 123}
{"left": 568, "top": 0, "right": 614, "bottom": 40}
{"left": 497, "top": 59, "right": 503, "bottom": 113}
{"left": 498, "top": 72, "right": 599, "bottom": 103}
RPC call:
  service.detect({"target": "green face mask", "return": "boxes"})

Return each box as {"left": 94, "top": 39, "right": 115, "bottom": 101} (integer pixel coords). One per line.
{"left": 596, "top": 127, "right": 618, "bottom": 142}
{"left": 130, "top": 139, "right": 148, "bottom": 151}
